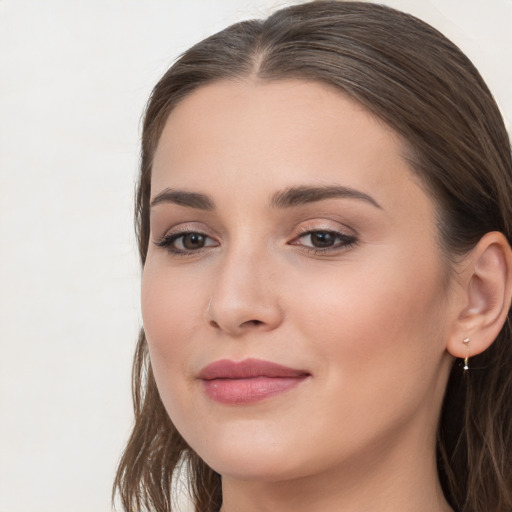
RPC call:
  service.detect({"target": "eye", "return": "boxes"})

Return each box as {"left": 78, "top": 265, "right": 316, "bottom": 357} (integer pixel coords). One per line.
{"left": 292, "top": 230, "right": 357, "bottom": 251}
{"left": 156, "top": 231, "right": 219, "bottom": 254}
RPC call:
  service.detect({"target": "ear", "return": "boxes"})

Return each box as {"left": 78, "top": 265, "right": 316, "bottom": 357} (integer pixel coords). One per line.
{"left": 446, "top": 231, "right": 512, "bottom": 359}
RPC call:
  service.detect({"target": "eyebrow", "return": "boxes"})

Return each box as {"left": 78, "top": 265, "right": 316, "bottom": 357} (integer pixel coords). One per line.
{"left": 150, "top": 188, "right": 215, "bottom": 210}
{"left": 149, "top": 185, "right": 382, "bottom": 211}
{"left": 270, "top": 185, "right": 382, "bottom": 209}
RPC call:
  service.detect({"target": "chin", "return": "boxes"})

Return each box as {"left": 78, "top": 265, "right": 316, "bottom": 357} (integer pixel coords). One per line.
{"left": 205, "top": 451, "right": 309, "bottom": 483}
{"left": 184, "top": 424, "right": 311, "bottom": 482}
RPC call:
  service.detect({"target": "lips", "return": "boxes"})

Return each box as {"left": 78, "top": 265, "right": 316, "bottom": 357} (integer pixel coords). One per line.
{"left": 198, "top": 358, "right": 310, "bottom": 404}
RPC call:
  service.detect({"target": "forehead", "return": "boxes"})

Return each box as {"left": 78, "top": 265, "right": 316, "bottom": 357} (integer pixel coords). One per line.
{"left": 151, "top": 79, "right": 427, "bottom": 216}
{"left": 154, "top": 79, "right": 400, "bottom": 165}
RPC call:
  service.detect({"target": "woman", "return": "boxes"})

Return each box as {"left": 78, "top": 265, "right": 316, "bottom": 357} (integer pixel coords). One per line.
{"left": 114, "top": 2, "right": 512, "bottom": 511}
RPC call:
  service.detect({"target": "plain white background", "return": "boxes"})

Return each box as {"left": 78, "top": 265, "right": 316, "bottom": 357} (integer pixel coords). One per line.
{"left": 0, "top": 1, "right": 511, "bottom": 511}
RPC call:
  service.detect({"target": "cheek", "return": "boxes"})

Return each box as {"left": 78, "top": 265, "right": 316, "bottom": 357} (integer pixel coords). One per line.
{"left": 141, "top": 261, "right": 203, "bottom": 383}
{"left": 291, "top": 251, "right": 449, "bottom": 393}
{"left": 140, "top": 261, "right": 214, "bottom": 444}
{"left": 277, "top": 258, "right": 450, "bottom": 466}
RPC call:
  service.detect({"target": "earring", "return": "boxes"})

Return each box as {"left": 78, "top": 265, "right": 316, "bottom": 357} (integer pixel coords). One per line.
{"left": 463, "top": 337, "right": 470, "bottom": 371}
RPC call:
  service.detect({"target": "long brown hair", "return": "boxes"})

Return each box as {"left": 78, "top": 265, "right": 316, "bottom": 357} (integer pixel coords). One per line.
{"left": 113, "top": 2, "right": 512, "bottom": 511}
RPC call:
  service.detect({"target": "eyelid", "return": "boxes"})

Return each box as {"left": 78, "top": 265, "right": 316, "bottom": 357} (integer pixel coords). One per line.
{"left": 293, "top": 219, "right": 357, "bottom": 238}
{"left": 292, "top": 229, "right": 356, "bottom": 246}
{"left": 152, "top": 220, "right": 357, "bottom": 255}
{"left": 153, "top": 221, "right": 218, "bottom": 241}
{"left": 153, "top": 222, "right": 220, "bottom": 256}
{"left": 289, "top": 221, "right": 358, "bottom": 253}
{"left": 155, "top": 232, "right": 219, "bottom": 257}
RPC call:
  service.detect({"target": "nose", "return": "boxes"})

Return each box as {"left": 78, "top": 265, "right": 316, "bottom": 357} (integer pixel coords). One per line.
{"left": 206, "top": 247, "right": 283, "bottom": 337}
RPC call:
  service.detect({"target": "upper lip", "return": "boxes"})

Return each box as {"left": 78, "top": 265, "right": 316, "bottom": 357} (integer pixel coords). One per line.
{"left": 198, "top": 358, "right": 310, "bottom": 380}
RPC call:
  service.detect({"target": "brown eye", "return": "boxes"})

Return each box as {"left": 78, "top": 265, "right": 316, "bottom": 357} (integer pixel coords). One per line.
{"left": 181, "top": 233, "right": 207, "bottom": 250}
{"left": 294, "top": 230, "right": 357, "bottom": 252}
{"left": 308, "top": 231, "right": 337, "bottom": 248}
{"left": 156, "top": 231, "right": 218, "bottom": 254}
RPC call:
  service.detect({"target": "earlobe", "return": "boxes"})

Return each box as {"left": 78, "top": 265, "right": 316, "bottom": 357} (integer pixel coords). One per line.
{"left": 446, "top": 231, "right": 512, "bottom": 360}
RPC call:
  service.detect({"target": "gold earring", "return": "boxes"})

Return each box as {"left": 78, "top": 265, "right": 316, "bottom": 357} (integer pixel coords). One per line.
{"left": 463, "top": 337, "right": 470, "bottom": 370}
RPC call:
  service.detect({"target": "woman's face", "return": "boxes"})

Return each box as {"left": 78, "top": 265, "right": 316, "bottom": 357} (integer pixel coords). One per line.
{"left": 142, "top": 80, "right": 456, "bottom": 482}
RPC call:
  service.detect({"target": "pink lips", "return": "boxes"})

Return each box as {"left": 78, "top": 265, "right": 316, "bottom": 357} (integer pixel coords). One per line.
{"left": 198, "top": 358, "right": 310, "bottom": 404}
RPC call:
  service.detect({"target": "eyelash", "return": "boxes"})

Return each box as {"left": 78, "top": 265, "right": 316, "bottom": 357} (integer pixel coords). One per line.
{"left": 155, "top": 231, "right": 218, "bottom": 256}
{"left": 292, "top": 229, "right": 357, "bottom": 254}
{"left": 155, "top": 229, "right": 357, "bottom": 256}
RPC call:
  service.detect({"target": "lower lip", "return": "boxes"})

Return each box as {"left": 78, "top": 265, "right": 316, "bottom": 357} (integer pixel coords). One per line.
{"left": 202, "top": 376, "right": 308, "bottom": 404}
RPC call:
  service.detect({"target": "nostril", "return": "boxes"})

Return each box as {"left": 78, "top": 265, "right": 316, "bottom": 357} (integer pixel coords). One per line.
{"left": 246, "top": 319, "right": 263, "bottom": 326}
{"left": 208, "top": 318, "right": 264, "bottom": 330}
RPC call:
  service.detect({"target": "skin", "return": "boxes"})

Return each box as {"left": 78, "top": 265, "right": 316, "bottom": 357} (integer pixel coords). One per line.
{"left": 142, "top": 79, "right": 467, "bottom": 511}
